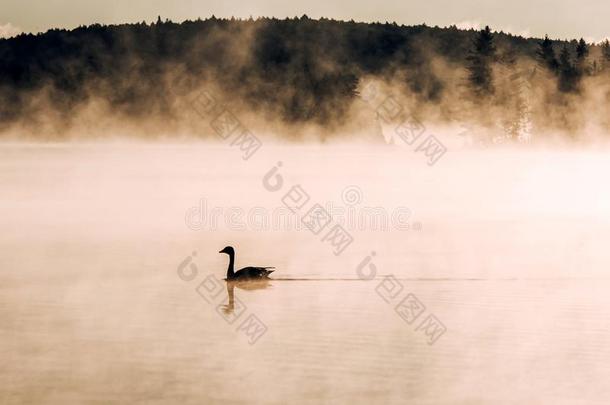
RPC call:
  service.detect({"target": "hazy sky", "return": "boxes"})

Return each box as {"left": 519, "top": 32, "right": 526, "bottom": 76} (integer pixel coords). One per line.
{"left": 1, "top": 0, "right": 608, "bottom": 41}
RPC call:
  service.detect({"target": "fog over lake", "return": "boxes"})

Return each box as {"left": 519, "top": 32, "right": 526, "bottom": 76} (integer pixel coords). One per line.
{"left": 1, "top": 141, "right": 609, "bottom": 404}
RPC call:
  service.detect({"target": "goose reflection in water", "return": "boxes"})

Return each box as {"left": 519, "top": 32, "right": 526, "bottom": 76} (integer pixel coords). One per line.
{"left": 220, "top": 279, "right": 271, "bottom": 316}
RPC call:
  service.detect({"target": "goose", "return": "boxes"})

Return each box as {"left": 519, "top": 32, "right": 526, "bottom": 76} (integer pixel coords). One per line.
{"left": 219, "top": 246, "right": 275, "bottom": 280}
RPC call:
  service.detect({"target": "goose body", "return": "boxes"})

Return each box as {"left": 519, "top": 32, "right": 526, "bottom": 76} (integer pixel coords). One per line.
{"left": 219, "top": 246, "right": 275, "bottom": 280}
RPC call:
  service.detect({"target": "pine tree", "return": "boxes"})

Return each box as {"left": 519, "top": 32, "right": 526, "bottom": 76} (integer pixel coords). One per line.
{"left": 602, "top": 40, "right": 610, "bottom": 70}
{"left": 466, "top": 26, "right": 496, "bottom": 96}
{"left": 576, "top": 38, "right": 589, "bottom": 60}
{"left": 536, "top": 35, "right": 558, "bottom": 72}
{"left": 558, "top": 45, "right": 577, "bottom": 92}
{"left": 575, "top": 38, "right": 589, "bottom": 76}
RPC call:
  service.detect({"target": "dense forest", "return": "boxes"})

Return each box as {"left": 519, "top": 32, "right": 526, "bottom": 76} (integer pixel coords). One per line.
{"left": 1, "top": 16, "right": 610, "bottom": 139}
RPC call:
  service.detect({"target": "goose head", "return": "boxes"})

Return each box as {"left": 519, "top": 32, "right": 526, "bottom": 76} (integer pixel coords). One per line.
{"left": 219, "top": 246, "right": 235, "bottom": 255}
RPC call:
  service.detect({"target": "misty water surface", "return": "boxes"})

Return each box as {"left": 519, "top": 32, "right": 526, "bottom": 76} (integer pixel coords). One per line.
{"left": 1, "top": 142, "right": 609, "bottom": 404}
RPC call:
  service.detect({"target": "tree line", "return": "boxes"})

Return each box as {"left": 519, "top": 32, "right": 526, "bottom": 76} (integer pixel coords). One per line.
{"left": 0, "top": 16, "right": 608, "bottom": 136}
{"left": 468, "top": 25, "right": 610, "bottom": 95}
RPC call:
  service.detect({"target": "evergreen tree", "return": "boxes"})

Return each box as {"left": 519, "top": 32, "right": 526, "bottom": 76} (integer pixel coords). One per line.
{"left": 576, "top": 38, "right": 589, "bottom": 60}
{"left": 536, "top": 35, "right": 558, "bottom": 72}
{"left": 601, "top": 40, "right": 610, "bottom": 69}
{"left": 558, "top": 45, "right": 578, "bottom": 92}
{"left": 574, "top": 38, "right": 589, "bottom": 76}
{"left": 466, "top": 26, "right": 496, "bottom": 96}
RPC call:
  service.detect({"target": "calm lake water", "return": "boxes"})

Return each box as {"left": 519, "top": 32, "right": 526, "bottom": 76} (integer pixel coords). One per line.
{"left": 1, "top": 143, "right": 609, "bottom": 404}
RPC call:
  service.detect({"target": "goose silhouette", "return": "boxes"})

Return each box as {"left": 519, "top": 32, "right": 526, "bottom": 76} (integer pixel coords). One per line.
{"left": 219, "top": 246, "right": 275, "bottom": 280}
